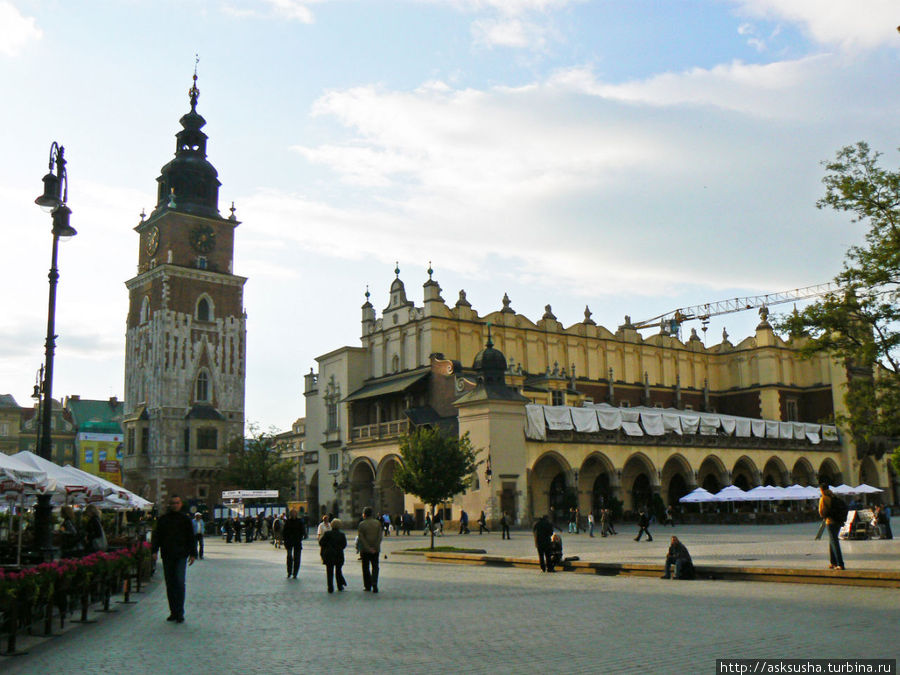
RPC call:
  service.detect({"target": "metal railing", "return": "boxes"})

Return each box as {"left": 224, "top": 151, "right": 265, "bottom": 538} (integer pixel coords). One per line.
{"left": 350, "top": 419, "right": 409, "bottom": 441}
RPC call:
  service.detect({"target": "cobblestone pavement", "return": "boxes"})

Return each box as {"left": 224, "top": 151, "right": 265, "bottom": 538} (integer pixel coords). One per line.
{"left": 4, "top": 533, "right": 899, "bottom": 675}
{"left": 383, "top": 521, "right": 900, "bottom": 569}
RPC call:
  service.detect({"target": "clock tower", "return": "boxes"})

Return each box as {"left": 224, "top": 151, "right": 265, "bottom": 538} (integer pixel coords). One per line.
{"left": 122, "top": 73, "right": 247, "bottom": 505}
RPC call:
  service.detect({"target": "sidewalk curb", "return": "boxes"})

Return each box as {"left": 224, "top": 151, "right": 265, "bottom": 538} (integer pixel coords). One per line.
{"left": 423, "top": 552, "right": 900, "bottom": 588}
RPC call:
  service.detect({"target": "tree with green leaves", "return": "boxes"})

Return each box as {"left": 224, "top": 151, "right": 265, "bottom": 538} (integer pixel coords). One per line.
{"left": 223, "top": 424, "right": 296, "bottom": 502}
{"left": 781, "top": 142, "right": 900, "bottom": 466}
{"left": 393, "top": 427, "right": 480, "bottom": 550}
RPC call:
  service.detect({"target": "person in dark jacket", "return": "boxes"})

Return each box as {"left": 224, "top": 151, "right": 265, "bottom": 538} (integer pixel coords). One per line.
{"left": 319, "top": 518, "right": 347, "bottom": 593}
{"left": 532, "top": 514, "right": 555, "bottom": 572}
{"left": 634, "top": 509, "right": 653, "bottom": 542}
{"left": 151, "top": 495, "right": 197, "bottom": 623}
{"left": 661, "top": 536, "right": 694, "bottom": 579}
{"left": 224, "top": 517, "right": 234, "bottom": 543}
{"left": 477, "top": 510, "right": 489, "bottom": 535}
{"left": 283, "top": 509, "right": 307, "bottom": 579}
{"left": 874, "top": 505, "right": 893, "bottom": 540}
{"left": 83, "top": 504, "right": 107, "bottom": 553}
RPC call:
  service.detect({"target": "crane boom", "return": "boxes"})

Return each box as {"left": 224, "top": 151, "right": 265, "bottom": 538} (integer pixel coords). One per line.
{"left": 634, "top": 281, "right": 841, "bottom": 333}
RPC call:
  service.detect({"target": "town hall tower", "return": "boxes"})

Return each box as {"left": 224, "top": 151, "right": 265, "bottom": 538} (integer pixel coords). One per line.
{"left": 122, "top": 74, "right": 247, "bottom": 504}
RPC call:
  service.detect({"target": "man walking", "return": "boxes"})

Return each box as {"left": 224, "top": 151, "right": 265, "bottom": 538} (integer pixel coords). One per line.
{"left": 357, "top": 506, "right": 383, "bottom": 593}
{"left": 477, "top": 510, "right": 489, "bottom": 535}
{"left": 500, "top": 511, "right": 511, "bottom": 540}
{"left": 634, "top": 509, "right": 653, "bottom": 542}
{"left": 192, "top": 513, "right": 205, "bottom": 560}
{"left": 151, "top": 495, "right": 197, "bottom": 623}
{"left": 283, "top": 509, "right": 307, "bottom": 579}
{"left": 819, "top": 482, "right": 845, "bottom": 570}
{"left": 533, "top": 514, "right": 555, "bottom": 572}
{"left": 316, "top": 513, "right": 331, "bottom": 541}
{"left": 458, "top": 509, "right": 469, "bottom": 535}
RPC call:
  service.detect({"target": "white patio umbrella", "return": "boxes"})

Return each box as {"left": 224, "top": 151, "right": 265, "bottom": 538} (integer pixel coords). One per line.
{"left": 12, "top": 451, "right": 103, "bottom": 503}
{"left": 830, "top": 484, "right": 855, "bottom": 496}
{"left": 713, "top": 485, "right": 749, "bottom": 501}
{"left": 0, "top": 452, "right": 52, "bottom": 494}
{"left": 679, "top": 487, "right": 715, "bottom": 503}
{"left": 745, "top": 485, "right": 785, "bottom": 501}
{"left": 853, "top": 484, "right": 884, "bottom": 494}
{"left": 63, "top": 464, "right": 152, "bottom": 509}
{"left": 782, "top": 484, "right": 818, "bottom": 501}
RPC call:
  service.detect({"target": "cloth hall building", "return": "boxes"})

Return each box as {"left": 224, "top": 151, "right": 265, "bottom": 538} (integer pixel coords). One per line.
{"left": 302, "top": 268, "right": 893, "bottom": 527}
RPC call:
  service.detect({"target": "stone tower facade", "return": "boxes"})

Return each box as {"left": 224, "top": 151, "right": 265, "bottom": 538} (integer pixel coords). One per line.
{"left": 122, "top": 75, "right": 247, "bottom": 505}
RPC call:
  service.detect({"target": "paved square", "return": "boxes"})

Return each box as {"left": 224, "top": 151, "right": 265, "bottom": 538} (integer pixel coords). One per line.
{"left": 4, "top": 529, "right": 899, "bottom": 674}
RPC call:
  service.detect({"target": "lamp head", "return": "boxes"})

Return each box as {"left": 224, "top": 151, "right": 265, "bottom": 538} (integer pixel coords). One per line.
{"left": 35, "top": 171, "right": 62, "bottom": 211}
{"left": 51, "top": 204, "right": 77, "bottom": 238}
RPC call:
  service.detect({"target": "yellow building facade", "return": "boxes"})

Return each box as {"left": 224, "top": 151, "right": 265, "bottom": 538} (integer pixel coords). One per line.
{"left": 303, "top": 270, "right": 891, "bottom": 526}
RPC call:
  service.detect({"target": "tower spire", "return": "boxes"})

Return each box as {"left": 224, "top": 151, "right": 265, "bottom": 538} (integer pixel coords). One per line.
{"left": 190, "top": 54, "right": 200, "bottom": 111}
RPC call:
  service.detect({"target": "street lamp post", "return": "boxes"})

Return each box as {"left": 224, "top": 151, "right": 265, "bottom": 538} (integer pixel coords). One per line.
{"left": 32, "top": 142, "right": 76, "bottom": 560}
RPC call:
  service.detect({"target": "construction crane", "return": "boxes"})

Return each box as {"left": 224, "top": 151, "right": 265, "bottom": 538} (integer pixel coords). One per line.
{"left": 633, "top": 282, "right": 842, "bottom": 337}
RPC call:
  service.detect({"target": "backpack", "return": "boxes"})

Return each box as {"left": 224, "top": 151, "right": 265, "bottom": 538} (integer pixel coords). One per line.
{"left": 829, "top": 495, "right": 849, "bottom": 524}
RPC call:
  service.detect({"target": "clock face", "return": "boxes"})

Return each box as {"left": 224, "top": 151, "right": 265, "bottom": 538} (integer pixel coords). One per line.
{"left": 190, "top": 224, "right": 216, "bottom": 254}
{"left": 145, "top": 226, "right": 160, "bottom": 256}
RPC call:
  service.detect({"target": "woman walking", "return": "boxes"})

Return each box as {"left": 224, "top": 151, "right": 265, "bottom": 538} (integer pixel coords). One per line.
{"left": 319, "top": 518, "right": 347, "bottom": 593}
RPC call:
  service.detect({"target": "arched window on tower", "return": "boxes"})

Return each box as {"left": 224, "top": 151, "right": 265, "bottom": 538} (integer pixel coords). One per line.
{"left": 196, "top": 295, "right": 214, "bottom": 322}
{"left": 195, "top": 370, "right": 210, "bottom": 402}
{"left": 140, "top": 296, "right": 150, "bottom": 324}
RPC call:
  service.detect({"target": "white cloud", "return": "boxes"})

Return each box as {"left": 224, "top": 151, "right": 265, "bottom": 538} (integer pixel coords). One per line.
{"left": 221, "top": 0, "right": 316, "bottom": 22}
{"left": 548, "top": 56, "right": 836, "bottom": 119}
{"left": 269, "top": 51, "right": 900, "bottom": 301}
{"left": 732, "top": 0, "right": 900, "bottom": 50}
{"left": 0, "top": 1, "right": 41, "bottom": 56}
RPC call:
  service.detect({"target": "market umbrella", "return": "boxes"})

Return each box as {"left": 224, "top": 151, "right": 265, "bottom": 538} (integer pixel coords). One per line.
{"left": 745, "top": 485, "right": 785, "bottom": 501}
{"left": 63, "top": 465, "right": 152, "bottom": 509}
{"left": 782, "top": 484, "right": 818, "bottom": 501}
{"left": 0, "top": 452, "right": 52, "bottom": 494}
{"left": 679, "top": 487, "right": 715, "bottom": 503}
{"left": 713, "top": 485, "right": 749, "bottom": 501}
{"left": 853, "top": 484, "right": 884, "bottom": 494}
{"left": 830, "top": 484, "right": 855, "bottom": 496}
{"left": 12, "top": 451, "right": 102, "bottom": 503}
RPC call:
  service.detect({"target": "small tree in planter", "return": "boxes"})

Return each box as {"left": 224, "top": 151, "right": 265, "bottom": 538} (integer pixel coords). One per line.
{"left": 394, "top": 427, "right": 480, "bottom": 551}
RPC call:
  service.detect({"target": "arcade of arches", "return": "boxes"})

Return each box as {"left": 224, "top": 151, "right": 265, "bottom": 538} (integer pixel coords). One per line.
{"left": 526, "top": 447, "right": 850, "bottom": 517}
{"left": 318, "top": 447, "right": 862, "bottom": 524}
{"left": 346, "top": 455, "right": 405, "bottom": 518}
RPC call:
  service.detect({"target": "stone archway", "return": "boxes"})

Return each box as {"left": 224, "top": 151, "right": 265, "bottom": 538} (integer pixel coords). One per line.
{"left": 763, "top": 456, "right": 789, "bottom": 487}
{"left": 531, "top": 452, "right": 571, "bottom": 523}
{"left": 791, "top": 457, "right": 816, "bottom": 486}
{"left": 818, "top": 457, "right": 842, "bottom": 486}
{"left": 859, "top": 456, "right": 880, "bottom": 487}
{"left": 580, "top": 452, "right": 615, "bottom": 518}
{"left": 732, "top": 456, "right": 760, "bottom": 491}
{"left": 622, "top": 453, "right": 657, "bottom": 514}
{"left": 376, "top": 455, "right": 405, "bottom": 517}
{"left": 349, "top": 459, "right": 375, "bottom": 519}
{"left": 698, "top": 455, "right": 728, "bottom": 494}
{"left": 661, "top": 454, "right": 693, "bottom": 507}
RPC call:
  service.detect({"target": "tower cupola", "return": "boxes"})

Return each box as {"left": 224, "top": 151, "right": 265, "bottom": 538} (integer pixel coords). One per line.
{"left": 152, "top": 68, "right": 221, "bottom": 219}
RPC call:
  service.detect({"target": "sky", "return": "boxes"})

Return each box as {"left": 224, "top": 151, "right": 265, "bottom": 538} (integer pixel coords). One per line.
{"left": 1, "top": 1, "right": 898, "bottom": 433}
